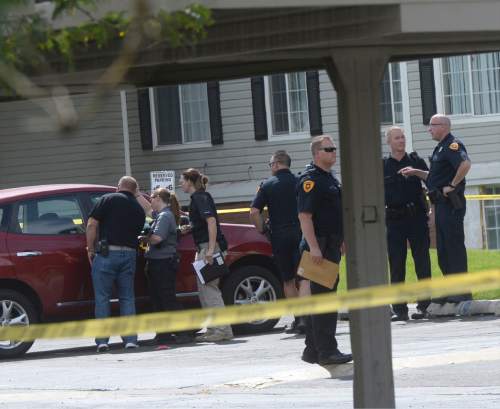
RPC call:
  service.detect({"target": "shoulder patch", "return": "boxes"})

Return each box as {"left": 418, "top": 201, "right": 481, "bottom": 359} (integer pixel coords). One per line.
{"left": 449, "top": 142, "right": 459, "bottom": 151}
{"left": 303, "top": 180, "right": 315, "bottom": 193}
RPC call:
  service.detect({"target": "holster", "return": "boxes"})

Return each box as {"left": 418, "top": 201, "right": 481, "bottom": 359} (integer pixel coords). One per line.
{"left": 447, "top": 187, "right": 465, "bottom": 210}
{"left": 96, "top": 239, "right": 109, "bottom": 257}
{"left": 428, "top": 190, "right": 445, "bottom": 205}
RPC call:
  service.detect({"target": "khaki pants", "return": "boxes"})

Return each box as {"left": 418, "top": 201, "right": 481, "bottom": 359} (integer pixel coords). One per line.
{"left": 195, "top": 243, "right": 233, "bottom": 336}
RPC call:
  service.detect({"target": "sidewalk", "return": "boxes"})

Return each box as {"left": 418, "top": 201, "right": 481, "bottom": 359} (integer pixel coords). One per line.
{"left": 1, "top": 307, "right": 499, "bottom": 408}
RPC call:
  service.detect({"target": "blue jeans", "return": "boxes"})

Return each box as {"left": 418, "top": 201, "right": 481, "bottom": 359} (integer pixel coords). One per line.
{"left": 91, "top": 251, "right": 137, "bottom": 345}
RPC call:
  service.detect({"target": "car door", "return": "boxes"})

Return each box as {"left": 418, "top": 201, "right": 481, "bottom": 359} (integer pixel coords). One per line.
{"left": 0, "top": 204, "right": 16, "bottom": 282}
{"left": 6, "top": 194, "right": 93, "bottom": 319}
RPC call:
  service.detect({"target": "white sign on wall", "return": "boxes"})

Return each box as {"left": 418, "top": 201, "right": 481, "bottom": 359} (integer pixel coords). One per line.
{"left": 150, "top": 170, "right": 175, "bottom": 193}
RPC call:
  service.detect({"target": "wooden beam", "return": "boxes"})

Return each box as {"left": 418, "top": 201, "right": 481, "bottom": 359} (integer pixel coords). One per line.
{"left": 327, "top": 48, "right": 395, "bottom": 408}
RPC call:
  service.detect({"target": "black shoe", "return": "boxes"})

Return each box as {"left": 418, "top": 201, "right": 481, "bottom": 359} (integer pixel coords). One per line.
{"left": 301, "top": 351, "right": 318, "bottom": 364}
{"left": 411, "top": 311, "right": 428, "bottom": 320}
{"left": 285, "top": 319, "right": 306, "bottom": 334}
{"left": 318, "top": 351, "right": 353, "bottom": 365}
{"left": 296, "top": 318, "right": 307, "bottom": 334}
{"left": 175, "top": 334, "right": 195, "bottom": 345}
{"left": 446, "top": 294, "right": 472, "bottom": 304}
{"left": 391, "top": 313, "right": 409, "bottom": 322}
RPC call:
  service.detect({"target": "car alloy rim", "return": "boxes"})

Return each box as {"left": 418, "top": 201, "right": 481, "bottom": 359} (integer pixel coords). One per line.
{"left": 0, "top": 300, "right": 30, "bottom": 350}
{"left": 233, "top": 275, "right": 277, "bottom": 325}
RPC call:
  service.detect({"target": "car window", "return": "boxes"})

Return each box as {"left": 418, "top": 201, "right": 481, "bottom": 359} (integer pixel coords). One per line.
{"left": 89, "top": 192, "right": 107, "bottom": 207}
{"left": 16, "top": 196, "right": 85, "bottom": 235}
{"left": 0, "top": 205, "right": 7, "bottom": 232}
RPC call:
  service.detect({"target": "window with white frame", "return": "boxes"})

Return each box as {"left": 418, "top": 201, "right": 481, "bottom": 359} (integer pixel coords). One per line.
{"left": 380, "top": 63, "right": 404, "bottom": 125}
{"left": 483, "top": 185, "right": 500, "bottom": 249}
{"left": 266, "top": 72, "right": 310, "bottom": 136}
{"left": 438, "top": 52, "right": 500, "bottom": 116}
{"left": 152, "top": 83, "right": 211, "bottom": 146}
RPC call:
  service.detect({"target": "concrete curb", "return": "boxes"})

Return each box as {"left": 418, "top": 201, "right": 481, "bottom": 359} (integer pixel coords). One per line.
{"left": 337, "top": 300, "right": 500, "bottom": 320}
{"left": 427, "top": 300, "right": 500, "bottom": 317}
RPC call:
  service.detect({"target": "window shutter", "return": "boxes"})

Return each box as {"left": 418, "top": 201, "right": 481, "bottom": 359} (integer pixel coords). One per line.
{"left": 251, "top": 76, "right": 268, "bottom": 141}
{"left": 419, "top": 59, "right": 437, "bottom": 125}
{"left": 207, "top": 81, "right": 223, "bottom": 145}
{"left": 306, "top": 71, "right": 323, "bottom": 136}
{"left": 157, "top": 86, "right": 182, "bottom": 145}
{"left": 137, "top": 88, "right": 153, "bottom": 150}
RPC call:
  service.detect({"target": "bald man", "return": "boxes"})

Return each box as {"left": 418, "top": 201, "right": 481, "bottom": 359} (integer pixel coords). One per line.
{"left": 383, "top": 126, "right": 431, "bottom": 321}
{"left": 401, "top": 114, "right": 472, "bottom": 304}
{"left": 86, "top": 176, "right": 146, "bottom": 352}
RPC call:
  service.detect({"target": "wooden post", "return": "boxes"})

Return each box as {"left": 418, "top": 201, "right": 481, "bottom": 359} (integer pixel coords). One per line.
{"left": 326, "top": 49, "right": 395, "bottom": 408}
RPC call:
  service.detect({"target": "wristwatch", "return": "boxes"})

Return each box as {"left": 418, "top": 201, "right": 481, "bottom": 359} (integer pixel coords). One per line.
{"left": 448, "top": 183, "right": 456, "bottom": 189}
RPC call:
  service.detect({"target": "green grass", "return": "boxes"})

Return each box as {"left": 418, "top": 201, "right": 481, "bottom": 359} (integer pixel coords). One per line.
{"left": 336, "top": 249, "right": 500, "bottom": 300}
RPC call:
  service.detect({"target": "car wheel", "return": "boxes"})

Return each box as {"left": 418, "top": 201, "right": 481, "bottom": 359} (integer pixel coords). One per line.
{"left": 0, "top": 290, "right": 38, "bottom": 359}
{"left": 222, "top": 265, "right": 283, "bottom": 334}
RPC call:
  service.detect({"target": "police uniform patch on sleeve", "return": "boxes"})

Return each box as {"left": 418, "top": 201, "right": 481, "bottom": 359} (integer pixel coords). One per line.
{"left": 303, "top": 180, "right": 315, "bottom": 193}
{"left": 449, "top": 142, "right": 459, "bottom": 151}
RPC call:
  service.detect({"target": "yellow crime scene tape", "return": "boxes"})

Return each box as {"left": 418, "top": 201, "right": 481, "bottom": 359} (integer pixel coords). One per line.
{"left": 217, "top": 195, "right": 500, "bottom": 215}
{"left": 1, "top": 269, "right": 499, "bottom": 342}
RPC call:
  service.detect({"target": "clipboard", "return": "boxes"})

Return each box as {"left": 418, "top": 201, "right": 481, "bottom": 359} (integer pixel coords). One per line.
{"left": 297, "top": 250, "right": 339, "bottom": 289}
{"left": 192, "top": 253, "right": 229, "bottom": 284}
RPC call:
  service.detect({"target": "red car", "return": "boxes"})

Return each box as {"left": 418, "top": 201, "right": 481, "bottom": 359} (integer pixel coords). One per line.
{"left": 0, "top": 184, "right": 282, "bottom": 358}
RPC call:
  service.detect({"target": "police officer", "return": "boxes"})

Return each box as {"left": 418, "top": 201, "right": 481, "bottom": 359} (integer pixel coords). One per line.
{"left": 298, "top": 135, "right": 352, "bottom": 365}
{"left": 250, "top": 150, "right": 307, "bottom": 334}
{"left": 384, "top": 126, "right": 431, "bottom": 321}
{"left": 401, "top": 114, "right": 472, "bottom": 304}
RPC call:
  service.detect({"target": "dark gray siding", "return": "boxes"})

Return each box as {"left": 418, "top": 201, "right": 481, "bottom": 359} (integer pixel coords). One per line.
{"left": 0, "top": 93, "right": 126, "bottom": 188}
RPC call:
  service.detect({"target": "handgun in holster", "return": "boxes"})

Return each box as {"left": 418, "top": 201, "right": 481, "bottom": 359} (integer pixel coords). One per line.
{"left": 427, "top": 190, "right": 444, "bottom": 205}
{"left": 447, "top": 186, "right": 464, "bottom": 210}
{"left": 96, "top": 239, "right": 109, "bottom": 257}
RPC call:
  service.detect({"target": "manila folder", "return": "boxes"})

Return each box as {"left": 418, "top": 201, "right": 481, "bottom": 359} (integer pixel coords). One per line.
{"left": 297, "top": 250, "right": 339, "bottom": 289}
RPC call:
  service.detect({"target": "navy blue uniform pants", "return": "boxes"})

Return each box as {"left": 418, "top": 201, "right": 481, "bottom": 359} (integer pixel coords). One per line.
{"left": 435, "top": 202, "right": 471, "bottom": 302}
{"left": 386, "top": 212, "right": 431, "bottom": 315}
{"left": 301, "top": 235, "right": 341, "bottom": 359}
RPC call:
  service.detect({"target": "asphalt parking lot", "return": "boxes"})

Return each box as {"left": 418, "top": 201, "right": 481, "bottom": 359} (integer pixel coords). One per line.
{"left": 1, "top": 308, "right": 500, "bottom": 409}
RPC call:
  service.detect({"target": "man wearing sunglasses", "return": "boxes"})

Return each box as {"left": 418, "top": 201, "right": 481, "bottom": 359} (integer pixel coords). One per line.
{"left": 401, "top": 114, "right": 472, "bottom": 304}
{"left": 297, "top": 135, "right": 352, "bottom": 366}
{"left": 250, "top": 150, "right": 307, "bottom": 334}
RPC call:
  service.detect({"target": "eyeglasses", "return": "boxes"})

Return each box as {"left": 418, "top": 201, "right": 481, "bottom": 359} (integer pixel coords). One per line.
{"left": 268, "top": 161, "right": 277, "bottom": 168}
{"left": 320, "top": 147, "right": 337, "bottom": 152}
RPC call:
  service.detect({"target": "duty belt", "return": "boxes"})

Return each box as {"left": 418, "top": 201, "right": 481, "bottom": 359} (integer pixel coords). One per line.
{"left": 385, "top": 202, "right": 419, "bottom": 219}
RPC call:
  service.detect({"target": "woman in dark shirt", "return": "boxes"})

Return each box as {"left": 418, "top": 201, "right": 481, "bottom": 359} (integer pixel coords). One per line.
{"left": 137, "top": 188, "right": 193, "bottom": 347}
{"left": 180, "top": 168, "right": 233, "bottom": 342}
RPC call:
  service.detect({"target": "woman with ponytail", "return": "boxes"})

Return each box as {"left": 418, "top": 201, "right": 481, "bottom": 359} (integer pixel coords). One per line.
{"left": 137, "top": 188, "right": 194, "bottom": 347}
{"left": 180, "top": 168, "right": 233, "bottom": 342}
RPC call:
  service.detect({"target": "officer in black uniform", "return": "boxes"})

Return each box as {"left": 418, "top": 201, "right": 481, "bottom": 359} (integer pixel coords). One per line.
{"left": 383, "top": 126, "right": 432, "bottom": 321}
{"left": 298, "top": 135, "right": 352, "bottom": 366}
{"left": 401, "top": 114, "right": 472, "bottom": 304}
{"left": 250, "top": 150, "right": 306, "bottom": 333}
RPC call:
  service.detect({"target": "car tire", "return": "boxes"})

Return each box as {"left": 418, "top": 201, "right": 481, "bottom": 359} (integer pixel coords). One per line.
{"left": 222, "top": 265, "right": 283, "bottom": 335}
{"left": 0, "top": 290, "right": 38, "bottom": 359}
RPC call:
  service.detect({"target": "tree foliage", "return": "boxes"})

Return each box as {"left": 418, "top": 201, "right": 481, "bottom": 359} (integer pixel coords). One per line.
{"left": 0, "top": 0, "right": 213, "bottom": 71}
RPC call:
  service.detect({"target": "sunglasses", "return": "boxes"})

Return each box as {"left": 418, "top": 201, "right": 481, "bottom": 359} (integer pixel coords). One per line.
{"left": 320, "top": 147, "right": 337, "bottom": 152}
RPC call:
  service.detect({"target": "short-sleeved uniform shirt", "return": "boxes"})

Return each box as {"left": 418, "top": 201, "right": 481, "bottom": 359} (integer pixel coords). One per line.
{"left": 297, "top": 164, "right": 343, "bottom": 239}
{"left": 145, "top": 207, "right": 177, "bottom": 259}
{"left": 251, "top": 169, "right": 299, "bottom": 231}
{"left": 384, "top": 152, "right": 429, "bottom": 207}
{"left": 89, "top": 191, "right": 145, "bottom": 248}
{"left": 426, "top": 133, "right": 470, "bottom": 192}
{"left": 189, "top": 190, "right": 226, "bottom": 246}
